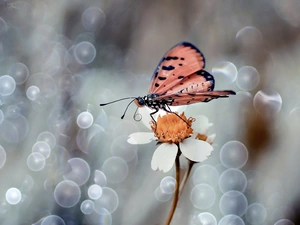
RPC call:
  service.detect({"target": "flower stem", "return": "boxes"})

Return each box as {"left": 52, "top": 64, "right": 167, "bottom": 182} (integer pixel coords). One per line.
{"left": 179, "top": 159, "right": 195, "bottom": 196}
{"left": 164, "top": 154, "right": 180, "bottom": 225}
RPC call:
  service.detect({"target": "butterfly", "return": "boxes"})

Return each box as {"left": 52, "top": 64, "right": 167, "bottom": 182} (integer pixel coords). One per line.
{"left": 100, "top": 42, "right": 236, "bottom": 121}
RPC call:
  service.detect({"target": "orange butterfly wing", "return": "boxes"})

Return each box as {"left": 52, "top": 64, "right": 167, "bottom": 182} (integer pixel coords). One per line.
{"left": 155, "top": 90, "right": 236, "bottom": 106}
{"left": 148, "top": 42, "right": 205, "bottom": 95}
{"left": 164, "top": 70, "right": 215, "bottom": 95}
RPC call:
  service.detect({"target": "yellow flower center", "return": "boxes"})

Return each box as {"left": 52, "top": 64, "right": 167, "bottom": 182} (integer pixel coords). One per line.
{"left": 150, "top": 112, "right": 195, "bottom": 144}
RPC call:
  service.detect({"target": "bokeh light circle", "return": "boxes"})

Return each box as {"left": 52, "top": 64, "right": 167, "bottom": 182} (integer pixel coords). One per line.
{"left": 0, "top": 145, "right": 6, "bottom": 169}
{"left": 160, "top": 176, "right": 176, "bottom": 194}
{"left": 220, "top": 141, "right": 248, "bottom": 168}
{"left": 0, "top": 109, "right": 4, "bottom": 124}
{"left": 26, "top": 72, "right": 57, "bottom": 98}
{"left": 193, "top": 164, "right": 220, "bottom": 188}
{"left": 27, "top": 152, "right": 46, "bottom": 171}
{"left": 111, "top": 135, "right": 137, "bottom": 162}
{"left": 245, "top": 203, "right": 267, "bottom": 224}
{"left": 54, "top": 180, "right": 81, "bottom": 208}
{"left": 26, "top": 86, "right": 40, "bottom": 100}
{"left": 32, "top": 141, "right": 51, "bottom": 158}
{"left": 102, "top": 157, "right": 128, "bottom": 184}
{"left": 63, "top": 158, "right": 91, "bottom": 186}
{"left": 21, "top": 174, "right": 34, "bottom": 193}
{"left": 190, "top": 184, "right": 216, "bottom": 209}
{"left": 37, "top": 131, "right": 56, "bottom": 149}
{"left": 76, "top": 124, "right": 105, "bottom": 153}
{"left": 234, "top": 91, "right": 253, "bottom": 109}
{"left": 94, "top": 170, "right": 107, "bottom": 187}
{"left": 74, "top": 41, "right": 96, "bottom": 64}
{"left": 236, "top": 26, "right": 263, "bottom": 48}
{"left": 253, "top": 89, "right": 282, "bottom": 116}
{"left": 77, "top": 111, "right": 93, "bottom": 129}
{"left": 41, "top": 215, "right": 65, "bottom": 225}
{"left": 0, "top": 75, "right": 16, "bottom": 96}
{"left": 154, "top": 187, "right": 172, "bottom": 202}
{"left": 9, "top": 63, "right": 29, "bottom": 84}
{"left": 218, "top": 215, "right": 245, "bottom": 225}
{"left": 81, "top": 7, "right": 106, "bottom": 31}
{"left": 0, "top": 114, "right": 29, "bottom": 143}
{"left": 197, "top": 212, "right": 217, "bottom": 225}
{"left": 236, "top": 66, "right": 260, "bottom": 91}
{"left": 88, "top": 184, "right": 103, "bottom": 200}
{"left": 94, "top": 187, "right": 119, "bottom": 213}
{"left": 0, "top": 17, "right": 8, "bottom": 35}
{"left": 85, "top": 208, "right": 112, "bottom": 225}
{"left": 289, "top": 107, "right": 300, "bottom": 125}
{"left": 81, "top": 200, "right": 95, "bottom": 215}
{"left": 5, "top": 188, "right": 21, "bottom": 205}
{"left": 274, "top": 219, "right": 295, "bottom": 225}
{"left": 219, "top": 168, "right": 247, "bottom": 193}
{"left": 6, "top": 105, "right": 20, "bottom": 118}
{"left": 219, "top": 191, "right": 248, "bottom": 216}
{"left": 212, "top": 61, "right": 237, "bottom": 84}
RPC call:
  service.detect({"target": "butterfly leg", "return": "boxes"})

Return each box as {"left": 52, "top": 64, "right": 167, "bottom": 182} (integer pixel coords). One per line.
{"left": 150, "top": 108, "right": 159, "bottom": 124}
{"left": 163, "top": 105, "right": 190, "bottom": 126}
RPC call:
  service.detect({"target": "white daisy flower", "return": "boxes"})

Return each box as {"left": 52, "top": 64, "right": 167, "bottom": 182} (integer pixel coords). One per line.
{"left": 128, "top": 109, "right": 215, "bottom": 173}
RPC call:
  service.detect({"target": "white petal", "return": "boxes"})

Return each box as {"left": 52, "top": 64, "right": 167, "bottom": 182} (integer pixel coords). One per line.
{"left": 192, "top": 115, "right": 213, "bottom": 134}
{"left": 206, "top": 133, "right": 216, "bottom": 145}
{"left": 151, "top": 143, "right": 178, "bottom": 173}
{"left": 180, "top": 138, "right": 213, "bottom": 162}
{"left": 169, "top": 105, "right": 187, "bottom": 113}
{"left": 127, "top": 132, "right": 155, "bottom": 144}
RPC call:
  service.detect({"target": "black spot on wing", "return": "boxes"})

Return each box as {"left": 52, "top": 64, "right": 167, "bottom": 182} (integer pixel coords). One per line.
{"left": 158, "top": 76, "right": 167, "bottom": 80}
{"left": 180, "top": 57, "right": 185, "bottom": 60}
{"left": 178, "top": 76, "right": 184, "bottom": 79}
{"left": 179, "top": 63, "right": 182, "bottom": 66}
{"left": 162, "top": 65, "right": 175, "bottom": 71}
{"left": 155, "top": 83, "right": 160, "bottom": 87}
{"left": 165, "top": 56, "right": 178, "bottom": 60}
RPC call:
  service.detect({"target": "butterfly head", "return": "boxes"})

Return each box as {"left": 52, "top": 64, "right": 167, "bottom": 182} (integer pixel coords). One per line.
{"left": 134, "top": 97, "right": 146, "bottom": 107}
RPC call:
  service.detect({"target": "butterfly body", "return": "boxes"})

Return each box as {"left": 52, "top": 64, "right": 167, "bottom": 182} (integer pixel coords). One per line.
{"left": 134, "top": 94, "right": 174, "bottom": 109}
{"left": 100, "top": 42, "right": 236, "bottom": 120}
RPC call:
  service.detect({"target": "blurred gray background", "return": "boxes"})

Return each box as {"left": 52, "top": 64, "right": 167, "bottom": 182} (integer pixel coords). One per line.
{"left": 0, "top": 0, "right": 300, "bottom": 224}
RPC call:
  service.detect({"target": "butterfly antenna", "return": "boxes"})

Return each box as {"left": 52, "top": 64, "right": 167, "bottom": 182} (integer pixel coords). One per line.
{"left": 100, "top": 97, "right": 136, "bottom": 106}
{"left": 121, "top": 99, "right": 136, "bottom": 119}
